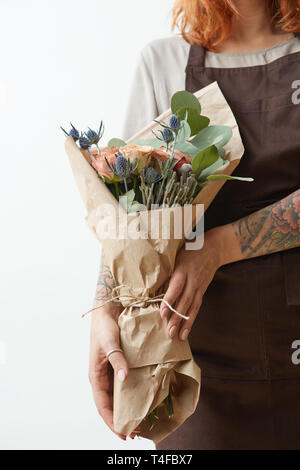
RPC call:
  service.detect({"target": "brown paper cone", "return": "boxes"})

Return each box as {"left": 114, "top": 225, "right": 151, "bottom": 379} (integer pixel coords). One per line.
{"left": 64, "top": 81, "right": 244, "bottom": 444}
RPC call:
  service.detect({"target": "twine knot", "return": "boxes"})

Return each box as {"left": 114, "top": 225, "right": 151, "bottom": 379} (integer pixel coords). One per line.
{"left": 82, "top": 284, "right": 189, "bottom": 320}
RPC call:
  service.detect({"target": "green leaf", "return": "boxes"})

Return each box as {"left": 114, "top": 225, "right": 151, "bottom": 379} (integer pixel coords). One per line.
{"left": 175, "top": 141, "right": 200, "bottom": 158}
{"left": 176, "top": 120, "right": 191, "bottom": 143}
{"left": 147, "top": 412, "right": 154, "bottom": 431}
{"left": 129, "top": 202, "right": 146, "bottom": 213}
{"left": 190, "top": 125, "right": 233, "bottom": 151}
{"left": 107, "top": 137, "right": 127, "bottom": 148}
{"left": 176, "top": 107, "right": 209, "bottom": 136}
{"left": 131, "top": 138, "right": 164, "bottom": 149}
{"left": 206, "top": 175, "right": 254, "bottom": 182}
{"left": 163, "top": 393, "right": 174, "bottom": 418}
{"left": 119, "top": 189, "right": 136, "bottom": 212}
{"left": 217, "top": 147, "right": 225, "bottom": 159}
{"left": 171, "top": 90, "right": 201, "bottom": 115}
{"left": 168, "top": 394, "right": 174, "bottom": 417}
{"left": 119, "top": 190, "right": 146, "bottom": 213}
{"left": 198, "top": 157, "right": 225, "bottom": 182}
{"left": 102, "top": 175, "right": 112, "bottom": 184}
{"left": 192, "top": 145, "right": 219, "bottom": 178}
{"left": 102, "top": 174, "right": 120, "bottom": 184}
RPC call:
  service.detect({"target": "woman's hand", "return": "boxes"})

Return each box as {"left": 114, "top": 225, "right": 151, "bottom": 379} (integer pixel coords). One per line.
{"left": 160, "top": 186, "right": 300, "bottom": 341}
{"left": 89, "top": 251, "right": 140, "bottom": 440}
{"left": 89, "top": 303, "right": 140, "bottom": 441}
{"left": 160, "top": 227, "right": 225, "bottom": 341}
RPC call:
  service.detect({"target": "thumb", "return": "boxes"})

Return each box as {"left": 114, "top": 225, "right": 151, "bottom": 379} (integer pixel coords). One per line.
{"left": 106, "top": 347, "right": 129, "bottom": 383}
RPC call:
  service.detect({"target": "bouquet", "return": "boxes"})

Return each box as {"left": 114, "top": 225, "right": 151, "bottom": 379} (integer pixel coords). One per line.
{"left": 63, "top": 81, "right": 249, "bottom": 443}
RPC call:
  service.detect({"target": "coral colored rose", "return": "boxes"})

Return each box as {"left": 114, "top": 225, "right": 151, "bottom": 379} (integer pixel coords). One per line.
{"left": 92, "top": 151, "right": 117, "bottom": 181}
{"left": 99, "top": 145, "right": 119, "bottom": 154}
{"left": 171, "top": 148, "right": 192, "bottom": 164}
{"left": 173, "top": 157, "right": 191, "bottom": 171}
{"left": 151, "top": 146, "right": 192, "bottom": 171}
{"left": 151, "top": 147, "right": 170, "bottom": 167}
{"left": 119, "top": 144, "right": 153, "bottom": 172}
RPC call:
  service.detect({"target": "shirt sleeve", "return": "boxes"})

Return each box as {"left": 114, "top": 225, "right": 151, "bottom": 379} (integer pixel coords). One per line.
{"left": 121, "top": 50, "right": 159, "bottom": 141}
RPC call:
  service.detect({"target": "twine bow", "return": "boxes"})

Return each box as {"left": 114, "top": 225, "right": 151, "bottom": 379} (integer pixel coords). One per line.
{"left": 82, "top": 284, "right": 190, "bottom": 320}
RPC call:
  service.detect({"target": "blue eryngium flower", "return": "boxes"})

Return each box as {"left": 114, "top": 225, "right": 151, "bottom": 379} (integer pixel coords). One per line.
{"left": 169, "top": 114, "right": 180, "bottom": 130}
{"left": 69, "top": 128, "right": 80, "bottom": 141}
{"left": 162, "top": 128, "right": 174, "bottom": 144}
{"left": 61, "top": 122, "right": 104, "bottom": 151}
{"left": 85, "top": 122, "right": 104, "bottom": 146}
{"left": 86, "top": 129, "right": 99, "bottom": 144}
{"left": 60, "top": 122, "right": 80, "bottom": 141}
{"left": 145, "top": 167, "right": 162, "bottom": 186}
{"left": 105, "top": 151, "right": 137, "bottom": 192}
{"left": 115, "top": 155, "right": 131, "bottom": 178}
{"left": 79, "top": 136, "right": 91, "bottom": 150}
{"left": 152, "top": 128, "right": 174, "bottom": 146}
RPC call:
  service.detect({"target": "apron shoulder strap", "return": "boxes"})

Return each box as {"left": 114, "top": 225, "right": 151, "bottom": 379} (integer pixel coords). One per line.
{"left": 185, "top": 43, "right": 206, "bottom": 73}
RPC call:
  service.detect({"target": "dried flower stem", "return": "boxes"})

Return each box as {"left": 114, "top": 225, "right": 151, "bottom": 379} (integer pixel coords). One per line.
{"left": 139, "top": 169, "right": 201, "bottom": 209}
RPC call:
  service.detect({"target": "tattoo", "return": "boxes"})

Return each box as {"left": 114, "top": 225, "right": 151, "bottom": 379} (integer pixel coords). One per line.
{"left": 232, "top": 189, "right": 300, "bottom": 258}
{"left": 94, "top": 251, "right": 117, "bottom": 303}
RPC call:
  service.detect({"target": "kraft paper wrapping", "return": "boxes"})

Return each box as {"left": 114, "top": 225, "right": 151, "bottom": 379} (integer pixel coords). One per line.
{"left": 65, "top": 81, "right": 244, "bottom": 444}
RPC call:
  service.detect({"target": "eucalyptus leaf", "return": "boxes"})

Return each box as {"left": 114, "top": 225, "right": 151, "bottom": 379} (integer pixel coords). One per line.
{"left": 207, "top": 175, "right": 254, "bottom": 182}
{"left": 191, "top": 125, "right": 233, "bottom": 151}
{"left": 107, "top": 138, "right": 127, "bottom": 148}
{"left": 131, "top": 138, "right": 164, "bottom": 149}
{"left": 177, "top": 120, "right": 191, "bottom": 143}
{"left": 176, "top": 107, "right": 209, "bottom": 136}
{"left": 175, "top": 141, "right": 200, "bottom": 158}
{"left": 217, "top": 147, "right": 225, "bottom": 159}
{"left": 198, "top": 157, "right": 225, "bottom": 182}
{"left": 192, "top": 145, "right": 219, "bottom": 178}
{"left": 129, "top": 202, "right": 146, "bottom": 213}
{"left": 119, "top": 189, "right": 136, "bottom": 212}
{"left": 171, "top": 90, "right": 201, "bottom": 115}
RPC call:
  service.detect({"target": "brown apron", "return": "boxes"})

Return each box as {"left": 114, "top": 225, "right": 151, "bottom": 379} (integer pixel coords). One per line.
{"left": 157, "top": 43, "right": 300, "bottom": 450}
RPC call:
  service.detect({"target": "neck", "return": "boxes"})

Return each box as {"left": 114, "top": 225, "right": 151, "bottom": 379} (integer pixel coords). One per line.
{"left": 215, "top": 0, "right": 294, "bottom": 53}
{"left": 231, "top": 0, "right": 272, "bottom": 41}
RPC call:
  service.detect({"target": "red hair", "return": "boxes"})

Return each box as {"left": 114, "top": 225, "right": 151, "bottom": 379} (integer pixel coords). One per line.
{"left": 172, "top": 0, "right": 300, "bottom": 50}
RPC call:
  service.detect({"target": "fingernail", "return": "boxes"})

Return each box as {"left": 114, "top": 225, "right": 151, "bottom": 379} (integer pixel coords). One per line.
{"left": 117, "top": 369, "right": 126, "bottom": 382}
{"left": 161, "top": 307, "right": 168, "bottom": 318}
{"left": 169, "top": 325, "right": 177, "bottom": 338}
{"left": 181, "top": 329, "right": 189, "bottom": 341}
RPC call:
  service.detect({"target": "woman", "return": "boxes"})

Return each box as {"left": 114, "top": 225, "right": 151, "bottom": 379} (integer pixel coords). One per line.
{"left": 89, "top": 0, "right": 300, "bottom": 449}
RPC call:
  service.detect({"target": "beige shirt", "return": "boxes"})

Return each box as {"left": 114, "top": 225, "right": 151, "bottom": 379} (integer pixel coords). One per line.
{"left": 122, "top": 35, "right": 300, "bottom": 140}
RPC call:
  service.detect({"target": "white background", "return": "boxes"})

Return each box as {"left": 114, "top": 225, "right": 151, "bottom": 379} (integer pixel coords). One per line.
{"left": 0, "top": 0, "right": 175, "bottom": 450}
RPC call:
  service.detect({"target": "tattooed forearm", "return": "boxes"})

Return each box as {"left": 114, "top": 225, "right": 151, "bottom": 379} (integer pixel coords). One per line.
{"left": 232, "top": 189, "right": 300, "bottom": 258}
{"left": 94, "top": 251, "right": 117, "bottom": 304}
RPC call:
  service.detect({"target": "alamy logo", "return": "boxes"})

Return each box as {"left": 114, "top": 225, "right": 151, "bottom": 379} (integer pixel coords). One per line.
{"left": 291, "top": 340, "right": 300, "bottom": 365}
{"left": 92, "top": 202, "right": 205, "bottom": 250}
{"left": 291, "top": 80, "right": 300, "bottom": 104}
